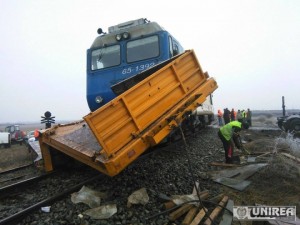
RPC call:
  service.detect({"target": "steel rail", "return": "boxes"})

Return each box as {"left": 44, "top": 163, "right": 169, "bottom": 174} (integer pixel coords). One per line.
{"left": 0, "top": 172, "right": 54, "bottom": 194}
{"left": 0, "top": 174, "right": 104, "bottom": 225}
{"left": 0, "top": 163, "right": 33, "bottom": 175}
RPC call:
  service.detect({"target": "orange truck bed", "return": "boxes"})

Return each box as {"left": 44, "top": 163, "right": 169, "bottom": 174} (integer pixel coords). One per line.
{"left": 40, "top": 50, "right": 218, "bottom": 176}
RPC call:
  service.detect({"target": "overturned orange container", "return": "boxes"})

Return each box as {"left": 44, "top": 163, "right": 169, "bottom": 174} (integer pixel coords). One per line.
{"left": 40, "top": 50, "right": 218, "bottom": 176}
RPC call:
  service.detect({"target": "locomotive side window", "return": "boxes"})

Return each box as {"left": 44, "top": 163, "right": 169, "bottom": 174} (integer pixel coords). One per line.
{"left": 126, "top": 35, "right": 159, "bottom": 63}
{"left": 173, "top": 43, "right": 179, "bottom": 56}
{"left": 169, "top": 36, "right": 174, "bottom": 57}
{"left": 91, "top": 45, "right": 121, "bottom": 70}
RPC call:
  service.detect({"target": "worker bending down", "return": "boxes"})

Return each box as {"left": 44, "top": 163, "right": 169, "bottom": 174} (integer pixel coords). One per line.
{"left": 218, "top": 121, "right": 249, "bottom": 164}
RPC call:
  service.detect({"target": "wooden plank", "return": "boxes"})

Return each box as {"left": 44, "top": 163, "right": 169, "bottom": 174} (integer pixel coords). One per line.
{"left": 281, "top": 152, "right": 300, "bottom": 163}
{"left": 256, "top": 152, "right": 272, "bottom": 158}
{"left": 199, "top": 191, "right": 210, "bottom": 201}
{"left": 203, "top": 196, "right": 229, "bottom": 225}
{"left": 168, "top": 204, "right": 193, "bottom": 221}
{"left": 189, "top": 207, "right": 207, "bottom": 225}
{"left": 219, "top": 199, "right": 234, "bottom": 225}
{"left": 182, "top": 206, "right": 198, "bottom": 225}
{"left": 164, "top": 201, "right": 176, "bottom": 209}
{"left": 210, "top": 162, "right": 240, "bottom": 167}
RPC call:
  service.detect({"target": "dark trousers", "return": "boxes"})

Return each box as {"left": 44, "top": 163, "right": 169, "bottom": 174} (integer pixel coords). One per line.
{"left": 218, "top": 130, "right": 233, "bottom": 163}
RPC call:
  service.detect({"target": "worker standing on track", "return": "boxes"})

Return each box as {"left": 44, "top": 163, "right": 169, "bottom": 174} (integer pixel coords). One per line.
{"left": 242, "top": 110, "right": 247, "bottom": 122}
{"left": 223, "top": 108, "right": 231, "bottom": 124}
{"left": 231, "top": 108, "right": 236, "bottom": 121}
{"left": 237, "top": 110, "right": 243, "bottom": 123}
{"left": 217, "top": 109, "right": 223, "bottom": 126}
{"left": 246, "top": 108, "right": 252, "bottom": 127}
{"left": 218, "top": 121, "right": 249, "bottom": 164}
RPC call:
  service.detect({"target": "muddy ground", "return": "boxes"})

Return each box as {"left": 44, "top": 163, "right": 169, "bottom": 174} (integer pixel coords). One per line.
{"left": 1, "top": 113, "right": 300, "bottom": 223}
{"left": 225, "top": 129, "right": 300, "bottom": 221}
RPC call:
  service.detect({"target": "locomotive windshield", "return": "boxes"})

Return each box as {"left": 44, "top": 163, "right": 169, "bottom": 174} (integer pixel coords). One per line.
{"left": 91, "top": 45, "right": 120, "bottom": 70}
{"left": 91, "top": 35, "right": 159, "bottom": 71}
{"left": 127, "top": 35, "right": 159, "bottom": 63}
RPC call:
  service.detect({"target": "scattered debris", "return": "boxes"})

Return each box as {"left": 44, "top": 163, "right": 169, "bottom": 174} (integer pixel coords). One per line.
{"left": 163, "top": 189, "right": 233, "bottom": 224}
{"left": 210, "top": 163, "right": 268, "bottom": 191}
{"left": 281, "top": 152, "right": 300, "bottom": 163}
{"left": 40, "top": 206, "right": 51, "bottom": 213}
{"left": 210, "top": 162, "right": 240, "bottom": 167}
{"left": 169, "top": 204, "right": 193, "bottom": 221}
{"left": 71, "top": 185, "right": 106, "bottom": 208}
{"left": 127, "top": 187, "right": 149, "bottom": 208}
{"left": 214, "top": 177, "right": 251, "bottom": 191}
{"left": 171, "top": 191, "right": 209, "bottom": 206}
{"left": 83, "top": 204, "right": 117, "bottom": 219}
{"left": 203, "top": 195, "right": 228, "bottom": 225}
{"left": 219, "top": 199, "right": 234, "bottom": 225}
{"left": 182, "top": 206, "right": 198, "bottom": 225}
{"left": 189, "top": 207, "right": 207, "bottom": 225}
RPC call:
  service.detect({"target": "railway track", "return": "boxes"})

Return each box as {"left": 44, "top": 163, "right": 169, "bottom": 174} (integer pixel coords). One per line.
{"left": 0, "top": 164, "right": 43, "bottom": 189}
{"left": 2, "top": 127, "right": 284, "bottom": 225}
{"left": 0, "top": 165, "right": 102, "bottom": 225}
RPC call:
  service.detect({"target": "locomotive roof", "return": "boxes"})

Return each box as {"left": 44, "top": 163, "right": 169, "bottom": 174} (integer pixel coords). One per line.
{"left": 90, "top": 20, "right": 165, "bottom": 49}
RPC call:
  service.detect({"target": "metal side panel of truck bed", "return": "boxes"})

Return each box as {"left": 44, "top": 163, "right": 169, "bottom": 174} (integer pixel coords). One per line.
{"left": 40, "top": 50, "right": 218, "bottom": 176}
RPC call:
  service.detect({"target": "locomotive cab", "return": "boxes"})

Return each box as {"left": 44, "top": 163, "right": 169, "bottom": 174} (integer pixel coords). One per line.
{"left": 86, "top": 18, "right": 184, "bottom": 111}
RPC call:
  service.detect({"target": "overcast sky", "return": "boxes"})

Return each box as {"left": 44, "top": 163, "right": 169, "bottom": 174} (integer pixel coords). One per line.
{"left": 1, "top": 0, "right": 299, "bottom": 123}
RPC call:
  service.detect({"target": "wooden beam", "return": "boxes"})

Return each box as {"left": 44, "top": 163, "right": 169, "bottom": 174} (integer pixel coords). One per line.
{"left": 182, "top": 206, "right": 198, "bottom": 225}
{"left": 169, "top": 204, "right": 193, "bottom": 221}
{"left": 164, "top": 201, "right": 176, "bottom": 209}
{"left": 203, "top": 196, "right": 229, "bottom": 225}
{"left": 189, "top": 207, "right": 207, "bottom": 225}
{"left": 281, "top": 152, "right": 300, "bottom": 163}
{"left": 256, "top": 152, "right": 272, "bottom": 158}
{"left": 210, "top": 162, "right": 240, "bottom": 167}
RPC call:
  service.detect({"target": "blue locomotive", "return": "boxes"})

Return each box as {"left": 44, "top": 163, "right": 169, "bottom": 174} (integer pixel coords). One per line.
{"left": 86, "top": 18, "right": 184, "bottom": 112}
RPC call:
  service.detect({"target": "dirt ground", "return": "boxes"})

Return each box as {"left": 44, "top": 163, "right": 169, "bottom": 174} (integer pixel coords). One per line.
{"left": 0, "top": 123, "right": 44, "bottom": 172}
{"left": 212, "top": 113, "right": 300, "bottom": 221}
{"left": 1, "top": 114, "right": 300, "bottom": 221}
{"left": 224, "top": 128, "right": 300, "bottom": 221}
{"left": 0, "top": 143, "right": 35, "bottom": 172}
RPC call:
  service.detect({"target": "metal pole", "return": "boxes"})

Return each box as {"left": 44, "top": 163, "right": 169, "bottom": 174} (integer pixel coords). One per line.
{"left": 282, "top": 96, "right": 286, "bottom": 116}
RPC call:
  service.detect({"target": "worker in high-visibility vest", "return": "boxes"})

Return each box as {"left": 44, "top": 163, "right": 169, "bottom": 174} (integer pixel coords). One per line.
{"left": 237, "top": 110, "right": 243, "bottom": 123}
{"left": 242, "top": 110, "right": 247, "bottom": 120}
{"left": 218, "top": 121, "right": 249, "bottom": 163}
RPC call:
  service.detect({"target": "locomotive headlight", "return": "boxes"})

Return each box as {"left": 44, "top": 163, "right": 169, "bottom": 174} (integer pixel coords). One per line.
{"left": 115, "top": 34, "right": 122, "bottom": 41}
{"left": 95, "top": 96, "right": 103, "bottom": 104}
{"left": 122, "top": 32, "right": 130, "bottom": 39}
